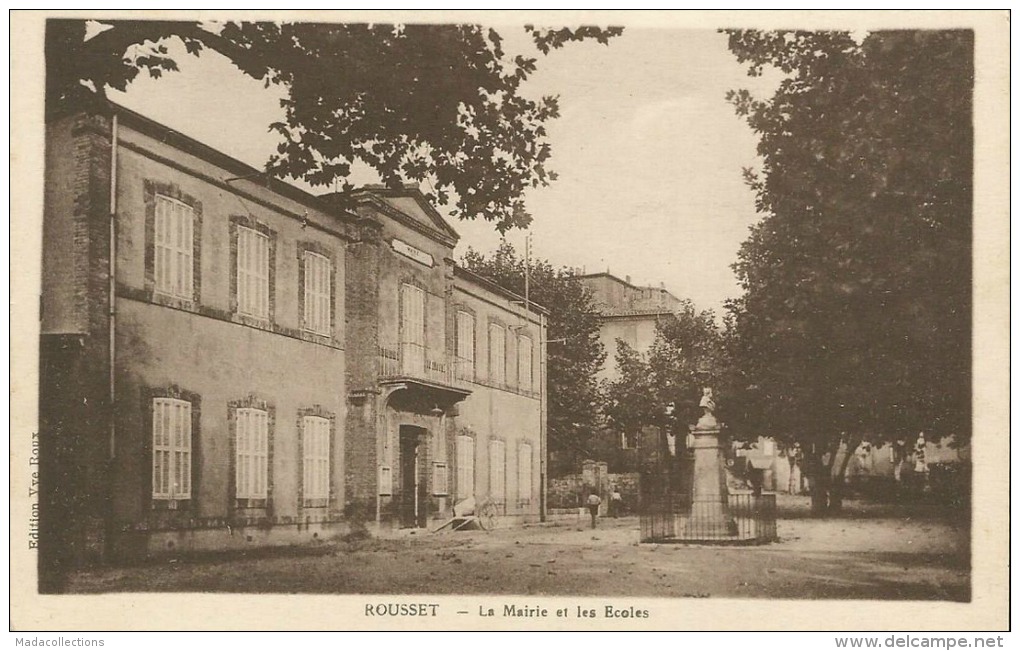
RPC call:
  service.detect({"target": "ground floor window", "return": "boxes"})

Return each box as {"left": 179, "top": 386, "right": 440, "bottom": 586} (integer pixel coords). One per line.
{"left": 236, "top": 408, "right": 269, "bottom": 500}
{"left": 489, "top": 439, "right": 506, "bottom": 507}
{"left": 518, "top": 442, "right": 533, "bottom": 506}
{"left": 152, "top": 398, "right": 192, "bottom": 500}
{"left": 301, "top": 415, "right": 331, "bottom": 504}
{"left": 456, "top": 435, "right": 475, "bottom": 500}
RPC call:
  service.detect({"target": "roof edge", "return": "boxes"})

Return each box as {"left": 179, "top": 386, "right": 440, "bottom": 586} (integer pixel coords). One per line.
{"left": 56, "top": 93, "right": 360, "bottom": 226}
{"left": 453, "top": 266, "right": 550, "bottom": 316}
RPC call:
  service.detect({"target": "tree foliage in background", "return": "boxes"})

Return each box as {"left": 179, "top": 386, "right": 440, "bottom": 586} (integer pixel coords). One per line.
{"left": 604, "top": 302, "right": 730, "bottom": 443}
{"left": 460, "top": 241, "right": 605, "bottom": 472}
{"left": 723, "top": 29, "right": 973, "bottom": 512}
{"left": 46, "top": 19, "right": 622, "bottom": 233}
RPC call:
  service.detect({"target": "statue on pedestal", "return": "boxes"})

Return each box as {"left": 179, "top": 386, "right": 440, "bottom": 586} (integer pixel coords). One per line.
{"left": 695, "top": 387, "right": 718, "bottom": 431}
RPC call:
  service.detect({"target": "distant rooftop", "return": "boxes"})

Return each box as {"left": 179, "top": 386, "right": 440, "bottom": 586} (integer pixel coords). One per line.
{"left": 576, "top": 271, "right": 682, "bottom": 316}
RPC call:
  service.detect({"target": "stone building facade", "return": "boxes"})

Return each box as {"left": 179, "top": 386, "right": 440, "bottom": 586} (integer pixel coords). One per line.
{"left": 576, "top": 272, "right": 681, "bottom": 383}
{"left": 39, "top": 98, "right": 546, "bottom": 572}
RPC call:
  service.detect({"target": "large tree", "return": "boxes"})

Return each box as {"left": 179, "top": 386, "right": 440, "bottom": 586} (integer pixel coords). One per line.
{"left": 723, "top": 30, "right": 973, "bottom": 512}
{"left": 460, "top": 241, "right": 605, "bottom": 474}
{"left": 46, "top": 18, "right": 622, "bottom": 232}
{"left": 604, "top": 301, "right": 730, "bottom": 447}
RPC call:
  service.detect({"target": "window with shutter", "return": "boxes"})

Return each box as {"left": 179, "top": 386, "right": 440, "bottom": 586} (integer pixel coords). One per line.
{"left": 489, "top": 440, "right": 506, "bottom": 504}
{"left": 456, "top": 311, "right": 475, "bottom": 381}
{"left": 154, "top": 195, "right": 195, "bottom": 300}
{"left": 237, "top": 227, "right": 270, "bottom": 319}
{"left": 456, "top": 435, "right": 474, "bottom": 500}
{"left": 518, "top": 335, "right": 533, "bottom": 392}
{"left": 152, "top": 398, "right": 192, "bottom": 500}
{"left": 518, "top": 442, "right": 533, "bottom": 506}
{"left": 236, "top": 408, "right": 269, "bottom": 499}
{"left": 432, "top": 462, "right": 449, "bottom": 496}
{"left": 489, "top": 324, "right": 506, "bottom": 385}
{"left": 400, "top": 284, "right": 426, "bottom": 375}
{"left": 303, "top": 251, "right": 331, "bottom": 335}
{"left": 302, "top": 416, "right": 330, "bottom": 501}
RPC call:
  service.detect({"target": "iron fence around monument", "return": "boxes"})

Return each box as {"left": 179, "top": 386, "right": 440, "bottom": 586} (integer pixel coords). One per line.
{"left": 639, "top": 489, "right": 778, "bottom": 544}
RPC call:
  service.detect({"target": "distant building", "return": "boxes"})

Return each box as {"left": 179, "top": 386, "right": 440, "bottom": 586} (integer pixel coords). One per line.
{"left": 573, "top": 272, "right": 681, "bottom": 469}
{"left": 576, "top": 272, "right": 681, "bottom": 384}
{"left": 39, "top": 98, "right": 546, "bottom": 571}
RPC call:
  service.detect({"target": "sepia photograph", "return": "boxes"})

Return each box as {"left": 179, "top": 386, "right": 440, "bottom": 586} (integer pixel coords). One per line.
{"left": 10, "top": 9, "right": 1009, "bottom": 633}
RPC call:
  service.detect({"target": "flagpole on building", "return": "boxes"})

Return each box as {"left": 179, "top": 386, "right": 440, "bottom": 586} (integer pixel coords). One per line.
{"left": 524, "top": 232, "right": 530, "bottom": 316}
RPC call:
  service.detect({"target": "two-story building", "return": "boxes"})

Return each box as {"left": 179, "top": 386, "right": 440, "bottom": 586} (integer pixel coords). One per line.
{"left": 39, "top": 96, "right": 546, "bottom": 574}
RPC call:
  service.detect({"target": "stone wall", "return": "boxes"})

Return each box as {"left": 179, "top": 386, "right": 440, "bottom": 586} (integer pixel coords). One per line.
{"left": 548, "top": 460, "right": 640, "bottom": 516}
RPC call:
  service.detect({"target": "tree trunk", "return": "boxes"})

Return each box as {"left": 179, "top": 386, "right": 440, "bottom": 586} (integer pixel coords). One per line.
{"left": 809, "top": 473, "right": 829, "bottom": 514}
{"left": 806, "top": 450, "right": 829, "bottom": 515}
{"left": 828, "top": 435, "right": 858, "bottom": 513}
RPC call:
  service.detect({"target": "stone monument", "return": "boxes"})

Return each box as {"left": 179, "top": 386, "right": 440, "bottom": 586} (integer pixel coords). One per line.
{"left": 685, "top": 387, "right": 737, "bottom": 537}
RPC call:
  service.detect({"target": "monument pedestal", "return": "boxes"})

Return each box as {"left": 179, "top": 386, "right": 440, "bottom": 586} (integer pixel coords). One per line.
{"left": 685, "top": 423, "right": 737, "bottom": 538}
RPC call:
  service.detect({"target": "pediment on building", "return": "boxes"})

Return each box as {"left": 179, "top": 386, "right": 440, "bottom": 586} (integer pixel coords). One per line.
{"left": 353, "top": 185, "right": 460, "bottom": 247}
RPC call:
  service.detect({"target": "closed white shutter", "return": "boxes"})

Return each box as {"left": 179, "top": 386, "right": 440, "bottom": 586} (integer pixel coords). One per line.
{"left": 238, "top": 227, "right": 270, "bottom": 318}
{"left": 152, "top": 398, "right": 191, "bottom": 500}
{"left": 518, "top": 442, "right": 533, "bottom": 505}
{"left": 518, "top": 335, "right": 533, "bottom": 392}
{"left": 302, "top": 416, "right": 330, "bottom": 500}
{"left": 236, "top": 408, "right": 269, "bottom": 499}
{"left": 489, "top": 324, "right": 506, "bottom": 384}
{"left": 456, "top": 435, "right": 474, "bottom": 500}
{"left": 456, "top": 311, "right": 475, "bottom": 380}
{"left": 154, "top": 195, "right": 194, "bottom": 300}
{"left": 400, "top": 284, "right": 425, "bottom": 375}
{"left": 432, "top": 462, "right": 449, "bottom": 496}
{"left": 489, "top": 440, "right": 506, "bottom": 503}
{"left": 378, "top": 465, "right": 393, "bottom": 496}
{"left": 303, "top": 252, "right": 331, "bottom": 335}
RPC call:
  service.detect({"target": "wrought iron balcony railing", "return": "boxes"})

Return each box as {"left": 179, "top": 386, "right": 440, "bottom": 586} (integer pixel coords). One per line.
{"left": 378, "top": 343, "right": 471, "bottom": 389}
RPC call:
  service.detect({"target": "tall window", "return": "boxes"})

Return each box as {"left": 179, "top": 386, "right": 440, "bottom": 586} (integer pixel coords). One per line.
{"left": 456, "top": 435, "right": 475, "bottom": 500}
{"left": 302, "top": 416, "right": 330, "bottom": 502}
{"left": 518, "top": 442, "right": 533, "bottom": 506}
{"left": 489, "top": 440, "right": 506, "bottom": 504}
{"left": 152, "top": 398, "right": 192, "bottom": 500}
{"left": 236, "top": 408, "right": 269, "bottom": 499}
{"left": 489, "top": 324, "right": 506, "bottom": 385}
{"left": 400, "top": 284, "right": 425, "bottom": 375}
{"left": 456, "top": 311, "right": 475, "bottom": 381}
{"left": 518, "top": 335, "right": 533, "bottom": 392}
{"left": 303, "top": 251, "right": 331, "bottom": 335}
{"left": 154, "top": 195, "right": 194, "bottom": 300}
{"left": 237, "top": 226, "right": 270, "bottom": 319}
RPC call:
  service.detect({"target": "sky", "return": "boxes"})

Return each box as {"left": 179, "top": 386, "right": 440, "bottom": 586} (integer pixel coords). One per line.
{"left": 110, "top": 23, "right": 783, "bottom": 315}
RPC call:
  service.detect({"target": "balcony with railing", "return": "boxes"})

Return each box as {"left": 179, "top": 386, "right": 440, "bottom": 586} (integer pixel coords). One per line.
{"left": 377, "top": 343, "right": 541, "bottom": 401}
{"left": 378, "top": 343, "right": 472, "bottom": 399}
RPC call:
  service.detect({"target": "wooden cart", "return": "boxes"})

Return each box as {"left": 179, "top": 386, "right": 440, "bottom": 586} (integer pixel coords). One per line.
{"left": 431, "top": 497, "right": 501, "bottom": 532}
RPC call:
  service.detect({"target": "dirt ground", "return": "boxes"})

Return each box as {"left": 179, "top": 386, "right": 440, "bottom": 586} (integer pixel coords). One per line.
{"left": 66, "top": 496, "right": 969, "bottom": 600}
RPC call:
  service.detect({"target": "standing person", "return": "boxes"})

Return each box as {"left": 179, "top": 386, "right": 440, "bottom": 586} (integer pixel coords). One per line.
{"left": 610, "top": 487, "right": 623, "bottom": 518}
{"left": 914, "top": 432, "right": 929, "bottom": 492}
{"left": 586, "top": 491, "right": 602, "bottom": 529}
{"left": 788, "top": 442, "right": 804, "bottom": 494}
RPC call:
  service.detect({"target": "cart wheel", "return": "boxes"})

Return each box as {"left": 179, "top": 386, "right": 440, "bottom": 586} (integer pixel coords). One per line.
{"left": 478, "top": 502, "right": 500, "bottom": 531}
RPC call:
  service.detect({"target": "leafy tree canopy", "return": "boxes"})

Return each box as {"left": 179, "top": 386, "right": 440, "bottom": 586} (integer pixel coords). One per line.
{"left": 723, "top": 30, "right": 972, "bottom": 508}
{"left": 46, "top": 19, "right": 622, "bottom": 233}
{"left": 460, "top": 240, "right": 605, "bottom": 469}
{"left": 605, "top": 301, "right": 728, "bottom": 438}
